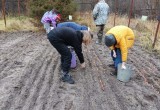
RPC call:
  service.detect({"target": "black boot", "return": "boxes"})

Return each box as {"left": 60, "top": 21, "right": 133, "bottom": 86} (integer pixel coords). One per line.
{"left": 96, "top": 38, "right": 102, "bottom": 45}
{"left": 61, "top": 72, "right": 75, "bottom": 84}
{"left": 96, "top": 30, "right": 103, "bottom": 45}
{"left": 108, "top": 64, "right": 115, "bottom": 68}
{"left": 110, "top": 69, "right": 117, "bottom": 76}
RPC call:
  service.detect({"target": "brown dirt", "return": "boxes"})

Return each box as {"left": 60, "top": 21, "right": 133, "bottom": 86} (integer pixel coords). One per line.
{"left": 0, "top": 31, "right": 160, "bottom": 110}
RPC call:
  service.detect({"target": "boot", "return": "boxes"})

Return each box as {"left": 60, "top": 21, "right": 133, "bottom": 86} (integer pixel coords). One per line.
{"left": 98, "top": 38, "right": 102, "bottom": 44}
{"left": 108, "top": 64, "right": 115, "bottom": 68}
{"left": 110, "top": 69, "right": 117, "bottom": 76}
{"left": 96, "top": 38, "right": 102, "bottom": 45}
{"left": 96, "top": 31, "right": 103, "bottom": 45}
{"left": 61, "top": 72, "right": 75, "bottom": 84}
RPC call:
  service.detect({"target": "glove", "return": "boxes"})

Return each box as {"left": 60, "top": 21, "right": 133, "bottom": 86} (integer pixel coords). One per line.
{"left": 121, "top": 62, "right": 126, "bottom": 69}
{"left": 112, "top": 50, "right": 116, "bottom": 58}
{"left": 81, "top": 62, "right": 86, "bottom": 68}
{"left": 50, "top": 27, "right": 54, "bottom": 30}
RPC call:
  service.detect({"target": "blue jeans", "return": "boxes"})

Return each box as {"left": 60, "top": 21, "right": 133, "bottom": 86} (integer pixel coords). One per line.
{"left": 111, "top": 48, "right": 122, "bottom": 69}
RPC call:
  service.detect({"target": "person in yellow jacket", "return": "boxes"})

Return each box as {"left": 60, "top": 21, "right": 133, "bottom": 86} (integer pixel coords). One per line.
{"left": 104, "top": 25, "right": 135, "bottom": 75}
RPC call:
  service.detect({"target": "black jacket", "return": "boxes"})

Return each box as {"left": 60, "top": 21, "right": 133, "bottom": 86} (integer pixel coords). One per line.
{"left": 47, "top": 27, "right": 84, "bottom": 63}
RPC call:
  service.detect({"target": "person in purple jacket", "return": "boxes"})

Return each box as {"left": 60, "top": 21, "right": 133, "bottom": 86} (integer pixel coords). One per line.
{"left": 47, "top": 27, "right": 93, "bottom": 84}
{"left": 41, "top": 9, "right": 61, "bottom": 33}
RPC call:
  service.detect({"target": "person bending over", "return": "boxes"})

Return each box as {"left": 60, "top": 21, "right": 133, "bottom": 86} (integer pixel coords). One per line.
{"left": 47, "top": 27, "right": 93, "bottom": 84}
{"left": 104, "top": 25, "right": 135, "bottom": 76}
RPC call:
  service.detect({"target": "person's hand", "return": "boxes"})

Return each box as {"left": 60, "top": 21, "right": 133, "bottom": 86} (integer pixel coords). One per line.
{"left": 93, "top": 17, "right": 96, "bottom": 20}
{"left": 81, "top": 62, "right": 86, "bottom": 68}
{"left": 50, "top": 27, "right": 54, "bottom": 30}
{"left": 113, "top": 50, "right": 116, "bottom": 58}
{"left": 121, "top": 62, "right": 126, "bottom": 69}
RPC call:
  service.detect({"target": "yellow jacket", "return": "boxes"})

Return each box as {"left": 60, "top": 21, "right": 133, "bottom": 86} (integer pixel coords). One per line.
{"left": 106, "top": 25, "right": 135, "bottom": 62}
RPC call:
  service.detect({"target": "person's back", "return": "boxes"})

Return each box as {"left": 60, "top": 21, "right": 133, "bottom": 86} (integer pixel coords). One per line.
{"left": 57, "top": 22, "right": 88, "bottom": 31}
{"left": 93, "top": 0, "right": 109, "bottom": 44}
{"left": 107, "top": 25, "right": 135, "bottom": 48}
{"left": 93, "top": 0, "right": 109, "bottom": 25}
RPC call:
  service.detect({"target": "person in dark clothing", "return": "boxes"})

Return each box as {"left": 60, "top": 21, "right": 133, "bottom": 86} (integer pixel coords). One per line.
{"left": 57, "top": 21, "right": 91, "bottom": 69}
{"left": 47, "top": 27, "right": 92, "bottom": 84}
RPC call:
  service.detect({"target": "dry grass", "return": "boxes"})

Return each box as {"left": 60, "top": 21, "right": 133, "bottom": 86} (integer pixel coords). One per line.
{"left": 74, "top": 11, "right": 96, "bottom": 30}
{"left": 73, "top": 12, "right": 160, "bottom": 52}
{"left": 0, "top": 16, "right": 38, "bottom": 32}
{"left": 0, "top": 13, "right": 159, "bottom": 52}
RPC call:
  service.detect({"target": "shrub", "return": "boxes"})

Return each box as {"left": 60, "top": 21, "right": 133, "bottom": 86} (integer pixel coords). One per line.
{"left": 28, "top": 0, "right": 77, "bottom": 21}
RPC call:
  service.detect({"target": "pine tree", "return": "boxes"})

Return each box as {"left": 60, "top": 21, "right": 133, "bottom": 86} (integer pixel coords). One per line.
{"left": 28, "top": 0, "right": 77, "bottom": 20}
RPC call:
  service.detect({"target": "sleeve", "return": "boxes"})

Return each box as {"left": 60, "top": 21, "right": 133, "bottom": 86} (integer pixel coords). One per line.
{"left": 126, "top": 30, "right": 135, "bottom": 48}
{"left": 73, "top": 42, "right": 84, "bottom": 63}
{"left": 51, "top": 14, "right": 57, "bottom": 28}
{"left": 51, "top": 19, "right": 57, "bottom": 28}
{"left": 92, "top": 4, "right": 99, "bottom": 19}
{"left": 119, "top": 38, "right": 128, "bottom": 62}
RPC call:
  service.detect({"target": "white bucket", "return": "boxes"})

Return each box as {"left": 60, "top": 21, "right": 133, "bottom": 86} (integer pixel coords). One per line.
{"left": 141, "top": 15, "right": 148, "bottom": 21}
{"left": 69, "top": 15, "right": 72, "bottom": 20}
{"left": 117, "top": 63, "right": 132, "bottom": 82}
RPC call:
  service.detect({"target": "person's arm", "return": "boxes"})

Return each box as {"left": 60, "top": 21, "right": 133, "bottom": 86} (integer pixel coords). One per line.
{"left": 51, "top": 19, "right": 57, "bottom": 28}
{"left": 50, "top": 14, "right": 58, "bottom": 28}
{"left": 120, "top": 38, "right": 128, "bottom": 69}
{"left": 112, "top": 50, "right": 116, "bottom": 58}
{"left": 92, "top": 4, "right": 99, "bottom": 20}
{"left": 73, "top": 42, "right": 84, "bottom": 64}
{"left": 74, "top": 44, "right": 85, "bottom": 69}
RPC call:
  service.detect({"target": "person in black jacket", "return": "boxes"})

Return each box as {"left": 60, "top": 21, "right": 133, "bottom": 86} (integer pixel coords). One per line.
{"left": 47, "top": 27, "right": 92, "bottom": 84}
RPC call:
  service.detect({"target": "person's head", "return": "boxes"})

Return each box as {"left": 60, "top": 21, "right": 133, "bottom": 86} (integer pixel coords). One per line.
{"left": 52, "top": 8, "right": 60, "bottom": 14}
{"left": 55, "top": 14, "right": 61, "bottom": 23}
{"left": 97, "top": 0, "right": 105, "bottom": 2}
{"left": 99, "top": 0, "right": 105, "bottom": 2}
{"left": 81, "top": 30, "right": 93, "bottom": 45}
{"left": 104, "top": 34, "right": 116, "bottom": 47}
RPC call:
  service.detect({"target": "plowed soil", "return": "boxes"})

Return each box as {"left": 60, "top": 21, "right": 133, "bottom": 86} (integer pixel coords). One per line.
{"left": 0, "top": 31, "right": 160, "bottom": 110}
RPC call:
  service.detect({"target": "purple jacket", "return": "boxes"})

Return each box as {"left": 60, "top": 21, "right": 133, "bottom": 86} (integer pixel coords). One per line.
{"left": 41, "top": 11, "right": 57, "bottom": 28}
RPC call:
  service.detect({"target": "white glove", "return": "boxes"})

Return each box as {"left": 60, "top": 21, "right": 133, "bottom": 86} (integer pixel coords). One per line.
{"left": 121, "top": 62, "right": 126, "bottom": 69}
{"left": 81, "top": 62, "right": 86, "bottom": 68}
{"left": 50, "top": 27, "right": 54, "bottom": 30}
{"left": 113, "top": 50, "right": 116, "bottom": 58}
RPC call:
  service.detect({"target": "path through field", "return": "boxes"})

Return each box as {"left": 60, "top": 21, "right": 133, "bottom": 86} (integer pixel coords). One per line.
{"left": 0, "top": 31, "right": 160, "bottom": 110}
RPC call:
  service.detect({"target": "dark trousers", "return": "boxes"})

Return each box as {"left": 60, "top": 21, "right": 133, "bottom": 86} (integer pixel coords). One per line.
{"left": 96, "top": 25, "right": 105, "bottom": 40}
{"left": 111, "top": 48, "right": 122, "bottom": 69}
{"left": 48, "top": 39, "right": 72, "bottom": 73}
